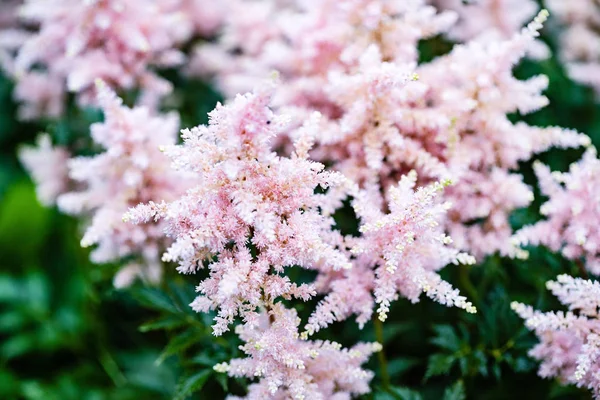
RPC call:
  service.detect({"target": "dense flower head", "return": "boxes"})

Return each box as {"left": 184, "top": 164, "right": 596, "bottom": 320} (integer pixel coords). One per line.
{"left": 431, "top": 0, "right": 540, "bottom": 41}
{"left": 512, "top": 148, "right": 600, "bottom": 273}
{"left": 57, "top": 80, "right": 190, "bottom": 287}
{"left": 191, "top": 0, "right": 456, "bottom": 100}
{"left": 125, "top": 83, "right": 352, "bottom": 335}
{"left": 546, "top": 0, "right": 600, "bottom": 94}
{"left": 408, "top": 9, "right": 589, "bottom": 258}
{"left": 218, "top": 303, "right": 380, "bottom": 400}
{"left": 1, "top": 0, "right": 194, "bottom": 119}
{"left": 18, "top": 134, "right": 70, "bottom": 207}
{"left": 195, "top": 5, "right": 590, "bottom": 259}
{"left": 513, "top": 274, "right": 600, "bottom": 397}
{"left": 305, "top": 172, "right": 476, "bottom": 335}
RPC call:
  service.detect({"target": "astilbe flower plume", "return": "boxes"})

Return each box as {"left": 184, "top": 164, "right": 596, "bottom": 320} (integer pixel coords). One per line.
{"left": 217, "top": 303, "right": 380, "bottom": 400}
{"left": 546, "top": 0, "right": 600, "bottom": 94}
{"left": 191, "top": 0, "right": 457, "bottom": 101}
{"left": 431, "top": 0, "right": 540, "bottom": 41}
{"left": 18, "top": 134, "right": 70, "bottom": 207}
{"left": 56, "top": 80, "right": 190, "bottom": 287}
{"left": 195, "top": 4, "right": 589, "bottom": 259}
{"left": 305, "top": 171, "right": 476, "bottom": 335}
{"left": 1, "top": 0, "right": 194, "bottom": 120}
{"left": 124, "top": 83, "right": 383, "bottom": 397}
{"left": 124, "top": 82, "right": 352, "bottom": 335}
{"left": 402, "top": 9, "right": 588, "bottom": 258}
{"left": 307, "top": 9, "right": 587, "bottom": 259}
{"left": 512, "top": 274, "right": 600, "bottom": 397}
{"left": 512, "top": 148, "right": 600, "bottom": 274}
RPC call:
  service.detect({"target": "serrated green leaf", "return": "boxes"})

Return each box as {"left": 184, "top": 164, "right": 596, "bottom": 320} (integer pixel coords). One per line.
{"left": 139, "top": 316, "right": 186, "bottom": 332}
{"left": 215, "top": 373, "right": 228, "bottom": 392}
{"left": 173, "top": 370, "right": 211, "bottom": 400}
{"left": 382, "top": 322, "right": 414, "bottom": 344}
{"left": 389, "top": 386, "right": 423, "bottom": 400}
{"left": 157, "top": 330, "right": 198, "bottom": 364}
{"left": 132, "top": 287, "right": 177, "bottom": 313}
{"left": 387, "top": 357, "right": 420, "bottom": 378}
{"left": 425, "top": 354, "right": 456, "bottom": 380}
{"left": 443, "top": 381, "right": 466, "bottom": 400}
{"left": 431, "top": 325, "right": 461, "bottom": 352}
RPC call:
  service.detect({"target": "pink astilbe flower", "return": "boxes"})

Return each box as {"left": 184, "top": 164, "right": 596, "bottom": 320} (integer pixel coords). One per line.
{"left": 0, "top": 0, "right": 20, "bottom": 31}
{"left": 512, "top": 274, "right": 600, "bottom": 397}
{"left": 56, "top": 80, "right": 189, "bottom": 287}
{"left": 512, "top": 148, "right": 600, "bottom": 274}
{"left": 181, "top": 0, "right": 226, "bottom": 37}
{"left": 305, "top": 9, "right": 587, "bottom": 259}
{"left": 125, "top": 83, "right": 351, "bottom": 335}
{"left": 305, "top": 172, "right": 475, "bottom": 334}
{"left": 410, "top": 10, "right": 589, "bottom": 258}
{"left": 191, "top": 0, "right": 457, "bottom": 100}
{"left": 18, "top": 134, "right": 70, "bottom": 206}
{"left": 3, "top": 0, "right": 194, "bottom": 119}
{"left": 546, "top": 0, "right": 600, "bottom": 93}
{"left": 216, "top": 303, "right": 380, "bottom": 400}
{"left": 431, "top": 0, "right": 539, "bottom": 40}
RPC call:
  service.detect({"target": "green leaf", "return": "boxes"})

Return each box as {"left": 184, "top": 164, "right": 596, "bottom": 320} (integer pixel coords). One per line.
{"left": 443, "top": 381, "right": 466, "bottom": 400}
{"left": 157, "top": 330, "right": 198, "bottom": 364}
{"left": 173, "top": 370, "right": 211, "bottom": 400}
{"left": 389, "top": 386, "right": 423, "bottom": 400}
{"left": 139, "top": 316, "right": 186, "bottom": 332}
{"left": 215, "top": 373, "right": 228, "bottom": 392}
{"left": 374, "top": 386, "right": 422, "bottom": 400}
{"left": 425, "top": 354, "right": 456, "bottom": 380}
{"left": 382, "top": 322, "right": 414, "bottom": 344}
{"left": 387, "top": 357, "right": 420, "bottom": 378}
{"left": 132, "top": 287, "right": 177, "bottom": 313}
{"left": 430, "top": 325, "right": 461, "bottom": 352}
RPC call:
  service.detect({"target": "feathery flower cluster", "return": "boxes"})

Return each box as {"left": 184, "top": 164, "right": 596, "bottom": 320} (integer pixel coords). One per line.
{"left": 512, "top": 148, "right": 600, "bottom": 274}
{"left": 1, "top": 0, "right": 194, "bottom": 120}
{"left": 124, "top": 83, "right": 352, "bottom": 335}
{"left": 431, "top": 0, "right": 539, "bottom": 40}
{"left": 195, "top": 4, "right": 589, "bottom": 259}
{"left": 10, "top": 1, "right": 600, "bottom": 398}
{"left": 414, "top": 9, "right": 588, "bottom": 257}
{"left": 305, "top": 172, "right": 476, "bottom": 335}
{"left": 546, "top": 0, "right": 600, "bottom": 93}
{"left": 18, "top": 134, "right": 70, "bottom": 207}
{"left": 124, "top": 84, "right": 385, "bottom": 395}
{"left": 512, "top": 274, "right": 600, "bottom": 397}
{"left": 219, "top": 303, "right": 380, "bottom": 400}
{"left": 56, "top": 81, "right": 190, "bottom": 287}
{"left": 191, "top": 0, "right": 457, "bottom": 99}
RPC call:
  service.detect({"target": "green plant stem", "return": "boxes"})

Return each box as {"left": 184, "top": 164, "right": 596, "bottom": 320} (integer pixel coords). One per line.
{"left": 575, "top": 259, "right": 589, "bottom": 279}
{"left": 374, "top": 317, "right": 390, "bottom": 389}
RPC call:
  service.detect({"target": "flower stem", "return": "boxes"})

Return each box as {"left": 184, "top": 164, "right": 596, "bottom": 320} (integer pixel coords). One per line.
{"left": 374, "top": 316, "right": 390, "bottom": 389}
{"left": 575, "top": 259, "right": 589, "bottom": 279}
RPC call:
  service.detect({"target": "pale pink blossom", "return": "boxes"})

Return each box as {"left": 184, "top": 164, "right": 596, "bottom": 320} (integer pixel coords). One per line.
{"left": 512, "top": 148, "right": 600, "bottom": 273}
{"left": 57, "top": 80, "right": 190, "bottom": 285}
{"left": 125, "top": 83, "right": 352, "bottom": 335}
{"left": 513, "top": 274, "right": 600, "bottom": 397}
{"left": 18, "top": 134, "right": 70, "bottom": 206}
{"left": 546, "top": 0, "right": 600, "bottom": 93}
{"left": 432, "top": 0, "right": 542, "bottom": 44}
{"left": 305, "top": 172, "right": 475, "bottom": 335}
{"left": 191, "top": 0, "right": 457, "bottom": 99}
{"left": 3, "top": 0, "right": 193, "bottom": 119}
{"left": 219, "top": 303, "right": 380, "bottom": 400}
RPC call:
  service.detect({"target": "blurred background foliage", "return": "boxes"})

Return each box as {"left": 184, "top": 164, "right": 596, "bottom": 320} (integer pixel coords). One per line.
{"left": 1, "top": 15, "right": 599, "bottom": 400}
